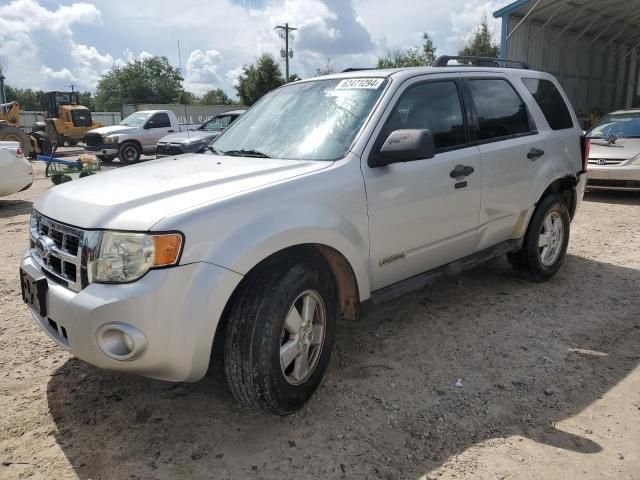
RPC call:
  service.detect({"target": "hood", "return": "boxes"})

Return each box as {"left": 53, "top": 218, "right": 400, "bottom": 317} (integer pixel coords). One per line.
{"left": 159, "top": 130, "right": 219, "bottom": 144}
{"left": 589, "top": 137, "right": 640, "bottom": 160}
{"left": 34, "top": 154, "right": 331, "bottom": 231}
{"left": 86, "top": 125, "right": 136, "bottom": 136}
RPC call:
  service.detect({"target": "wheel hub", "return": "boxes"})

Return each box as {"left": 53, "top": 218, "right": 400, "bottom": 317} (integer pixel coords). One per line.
{"left": 280, "top": 290, "right": 326, "bottom": 385}
{"left": 538, "top": 211, "right": 564, "bottom": 267}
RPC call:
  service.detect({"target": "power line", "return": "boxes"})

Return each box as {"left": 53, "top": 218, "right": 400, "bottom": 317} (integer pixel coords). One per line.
{"left": 274, "top": 23, "right": 297, "bottom": 82}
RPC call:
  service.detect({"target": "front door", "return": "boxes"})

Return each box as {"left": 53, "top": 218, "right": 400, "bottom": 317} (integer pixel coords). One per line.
{"left": 362, "top": 77, "right": 482, "bottom": 291}
{"left": 144, "top": 112, "right": 175, "bottom": 148}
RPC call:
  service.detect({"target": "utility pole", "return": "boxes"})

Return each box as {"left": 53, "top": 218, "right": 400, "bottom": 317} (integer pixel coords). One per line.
{"left": 0, "top": 65, "right": 6, "bottom": 105}
{"left": 274, "top": 22, "right": 297, "bottom": 82}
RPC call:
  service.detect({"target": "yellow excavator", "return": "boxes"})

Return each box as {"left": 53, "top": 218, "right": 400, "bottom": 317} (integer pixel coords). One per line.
{"left": 33, "top": 90, "right": 101, "bottom": 146}
{"left": 0, "top": 67, "right": 100, "bottom": 156}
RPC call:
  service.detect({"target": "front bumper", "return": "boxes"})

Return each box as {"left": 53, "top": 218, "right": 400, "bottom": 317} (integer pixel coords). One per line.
{"left": 587, "top": 165, "right": 640, "bottom": 190}
{"left": 84, "top": 145, "right": 118, "bottom": 156}
{"left": 21, "top": 252, "right": 243, "bottom": 382}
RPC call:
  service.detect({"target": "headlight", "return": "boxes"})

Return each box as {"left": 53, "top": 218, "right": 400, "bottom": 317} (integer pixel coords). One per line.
{"left": 91, "top": 232, "right": 183, "bottom": 283}
{"left": 104, "top": 136, "right": 119, "bottom": 144}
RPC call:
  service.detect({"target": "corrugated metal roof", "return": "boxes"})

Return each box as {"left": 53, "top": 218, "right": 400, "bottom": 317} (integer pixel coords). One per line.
{"left": 494, "top": 0, "right": 640, "bottom": 48}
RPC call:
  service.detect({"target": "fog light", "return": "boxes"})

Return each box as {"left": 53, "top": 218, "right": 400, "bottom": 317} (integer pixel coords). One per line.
{"left": 96, "top": 323, "right": 147, "bottom": 361}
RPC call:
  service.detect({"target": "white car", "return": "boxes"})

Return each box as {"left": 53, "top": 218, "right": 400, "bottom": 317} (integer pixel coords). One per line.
{"left": 21, "top": 57, "right": 586, "bottom": 415}
{"left": 0, "top": 141, "right": 33, "bottom": 197}
{"left": 586, "top": 109, "right": 640, "bottom": 191}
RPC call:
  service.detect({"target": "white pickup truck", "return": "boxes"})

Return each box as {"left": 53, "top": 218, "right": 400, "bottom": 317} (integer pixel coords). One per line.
{"left": 22, "top": 59, "right": 587, "bottom": 415}
{"left": 83, "top": 110, "right": 198, "bottom": 164}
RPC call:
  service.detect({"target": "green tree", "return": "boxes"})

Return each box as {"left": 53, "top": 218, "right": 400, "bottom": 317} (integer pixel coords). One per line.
{"left": 200, "top": 88, "right": 234, "bottom": 105}
{"left": 78, "top": 91, "right": 96, "bottom": 111}
{"left": 235, "top": 54, "right": 285, "bottom": 106}
{"left": 377, "top": 33, "right": 437, "bottom": 68}
{"left": 458, "top": 16, "right": 500, "bottom": 58}
{"left": 288, "top": 73, "right": 302, "bottom": 82}
{"left": 4, "top": 86, "right": 44, "bottom": 110}
{"left": 95, "top": 56, "right": 184, "bottom": 111}
{"left": 176, "top": 90, "right": 197, "bottom": 105}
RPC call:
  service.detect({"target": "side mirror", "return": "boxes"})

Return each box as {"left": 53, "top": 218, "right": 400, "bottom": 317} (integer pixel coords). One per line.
{"left": 369, "top": 129, "right": 435, "bottom": 168}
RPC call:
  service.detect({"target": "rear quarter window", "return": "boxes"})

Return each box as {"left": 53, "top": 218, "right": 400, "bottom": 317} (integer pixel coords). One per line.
{"left": 522, "top": 78, "right": 574, "bottom": 130}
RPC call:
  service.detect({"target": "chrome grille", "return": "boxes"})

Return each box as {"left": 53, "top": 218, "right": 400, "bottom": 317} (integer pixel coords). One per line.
{"left": 29, "top": 211, "right": 85, "bottom": 292}
{"left": 588, "top": 158, "right": 625, "bottom": 165}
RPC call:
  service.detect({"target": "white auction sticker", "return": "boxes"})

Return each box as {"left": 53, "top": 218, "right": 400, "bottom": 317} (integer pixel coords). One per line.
{"left": 335, "top": 78, "right": 384, "bottom": 90}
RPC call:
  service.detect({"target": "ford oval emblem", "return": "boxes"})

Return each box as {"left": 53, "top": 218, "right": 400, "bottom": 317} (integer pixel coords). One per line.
{"left": 35, "top": 236, "right": 54, "bottom": 259}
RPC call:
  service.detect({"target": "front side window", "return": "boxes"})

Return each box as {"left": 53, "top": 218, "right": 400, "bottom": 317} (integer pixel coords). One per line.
{"left": 468, "top": 79, "right": 533, "bottom": 141}
{"left": 380, "top": 81, "right": 467, "bottom": 151}
{"left": 212, "top": 78, "right": 388, "bottom": 160}
{"left": 522, "top": 78, "right": 574, "bottom": 130}
{"left": 120, "top": 112, "right": 152, "bottom": 127}
{"left": 149, "top": 113, "right": 171, "bottom": 128}
{"left": 586, "top": 112, "right": 640, "bottom": 139}
{"left": 200, "top": 114, "right": 234, "bottom": 131}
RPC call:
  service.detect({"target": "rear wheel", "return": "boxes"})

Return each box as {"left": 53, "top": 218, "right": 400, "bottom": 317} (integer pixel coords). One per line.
{"left": 0, "top": 125, "right": 32, "bottom": 157}
{"left": 118, "top": 141, "right": 141, "bottom": 164}
{"left": 507, "top": 194, "right": 570, "bottom": 282}
{"left": 224, "top": 256, "right": 337, "bottom": 415}
{"left": 67, "top": 138, "right": 78, "bottom": 147}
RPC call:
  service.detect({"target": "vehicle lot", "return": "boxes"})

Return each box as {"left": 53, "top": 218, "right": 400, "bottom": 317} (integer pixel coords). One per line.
{"left": 0, "top": 161, "right": 639, "bottom": 480}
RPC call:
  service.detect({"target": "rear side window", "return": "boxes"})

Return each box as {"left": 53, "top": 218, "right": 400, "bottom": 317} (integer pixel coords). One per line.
{"left": 522, "top": 78, "right": 574, "bottom": 130}
{"left": 381, "top": 81, "right": 467, "bottom": 151}
{"left": 468, "top": 79, "right": 533, "bottom": 142}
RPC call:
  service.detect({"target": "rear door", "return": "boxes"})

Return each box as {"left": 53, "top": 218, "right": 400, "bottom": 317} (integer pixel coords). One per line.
{"left": 362, "top": 76, "right": 482, "bottom": 290}
{"left": 463, "top": 76, "right": 548, "bottom": 251}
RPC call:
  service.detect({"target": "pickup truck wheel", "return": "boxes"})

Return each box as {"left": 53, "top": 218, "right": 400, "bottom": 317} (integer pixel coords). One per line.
{"left": 224, "top": 257, "right": 337, "bottom": 415}
{"left": 118, "top": 141, "right": 141, "bottom": 164}
{"left": 507, "top": 194, "right": 570, "bottom": 282}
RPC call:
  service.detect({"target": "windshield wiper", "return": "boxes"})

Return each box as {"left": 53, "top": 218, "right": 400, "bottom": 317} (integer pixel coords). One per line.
{"left": 203, "top": 146, "right": 224, "bottom": 155}
{"left": 222, "top": 149, "right": 271, "bottom": 158}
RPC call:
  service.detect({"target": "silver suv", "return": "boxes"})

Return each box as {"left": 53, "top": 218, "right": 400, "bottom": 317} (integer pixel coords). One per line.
{"left": 21, "top": 56, "right": 587, "bottom": 415}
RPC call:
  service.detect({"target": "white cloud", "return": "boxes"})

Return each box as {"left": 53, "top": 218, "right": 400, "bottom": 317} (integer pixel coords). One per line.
{"left": 184, "top": 49, "right": 224, "bottom": 95}
{"left": 0, "top": 0, "right": 509, "bottom": 98}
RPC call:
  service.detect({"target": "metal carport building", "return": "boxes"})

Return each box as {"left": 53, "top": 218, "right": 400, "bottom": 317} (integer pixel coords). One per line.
{"left": 494, "top": 0, "right": 640, "bottom": 127}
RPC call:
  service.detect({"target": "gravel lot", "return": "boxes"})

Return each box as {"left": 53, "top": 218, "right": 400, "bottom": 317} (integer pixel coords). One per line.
{"left": 1, "top": 160, "right": 639, "bottom": 480}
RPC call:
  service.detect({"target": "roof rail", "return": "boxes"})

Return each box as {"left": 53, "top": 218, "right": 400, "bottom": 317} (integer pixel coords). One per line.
{"left": 435, "top": 55, "right": 530, "bottom": 69}
{"left": 341, "top": 67, "right": 376, "bottom": 73}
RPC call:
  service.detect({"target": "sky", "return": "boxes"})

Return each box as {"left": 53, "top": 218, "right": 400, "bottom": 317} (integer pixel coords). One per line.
{"left": 0, "top": 0, "right": 507, "bottom": 98}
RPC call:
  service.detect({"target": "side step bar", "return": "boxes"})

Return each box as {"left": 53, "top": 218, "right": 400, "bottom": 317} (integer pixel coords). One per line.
{"left": 370, "top": 239, "right": 522, "bottom": 305}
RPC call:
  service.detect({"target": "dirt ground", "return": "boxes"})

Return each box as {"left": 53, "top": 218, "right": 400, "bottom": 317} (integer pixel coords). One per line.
{"left": 1, "top": 160, "right": 639, "bottom": 480}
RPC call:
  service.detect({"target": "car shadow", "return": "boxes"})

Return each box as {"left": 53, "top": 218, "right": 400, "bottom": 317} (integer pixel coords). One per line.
{"left": 46, "top": 254, "right": 640, "bottom": 479}
{"left": 583, "top": 190, "right": 640, "bottom": 205}
{"left": 0, "top": 199, "right": 33, "bottom": 219}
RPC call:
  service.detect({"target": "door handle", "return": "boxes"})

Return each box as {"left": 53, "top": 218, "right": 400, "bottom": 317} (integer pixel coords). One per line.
{"left": 167, "top": 129, "right": 175, "bottom": 133}
{"left": 450, "top": 164, "right": 475, "bottom": 178}
{"left": 527, "top": 148, "right": 544, "bottom": 160}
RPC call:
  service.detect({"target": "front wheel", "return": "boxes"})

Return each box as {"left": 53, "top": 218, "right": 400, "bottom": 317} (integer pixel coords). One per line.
{"left": 507, "top": 194, "right": 570, "bottom": 282}
{"left": 224, "top": 256, "right": 337, "bottom": 415}
{"left": 118, "top": 141, "right": 141, "bottom": 164}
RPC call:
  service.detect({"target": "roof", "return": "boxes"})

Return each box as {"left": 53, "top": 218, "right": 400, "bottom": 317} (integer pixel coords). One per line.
{"left": 493, "top": 0, "right": 640, "bottom": 48}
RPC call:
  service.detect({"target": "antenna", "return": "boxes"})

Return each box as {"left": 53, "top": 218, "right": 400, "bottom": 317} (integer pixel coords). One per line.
{"left": 177, "top": 39, "right": 190, "bottom": 140}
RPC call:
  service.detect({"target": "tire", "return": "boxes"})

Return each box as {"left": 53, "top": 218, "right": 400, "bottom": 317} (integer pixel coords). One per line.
{"left": 96, "top": 155, "right": 115, "bottom": 163}
{"left": 118, "top": 141, "right": 141, "bottom": 164}
{"left": 0, "top": 124, "right": 33, "bottom": 157}
{"left": 224, "top": 255, "right": 337, "bottom": 415}
{"left": 67, "top": 138, "right": 78, "bottom": 147}
{"left": 507, "top": 193, "right": 570, "bottom": 282}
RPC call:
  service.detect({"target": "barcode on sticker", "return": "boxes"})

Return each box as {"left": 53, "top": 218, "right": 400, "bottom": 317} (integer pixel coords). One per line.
{"left": 335, "top": 78, "right": 384, "bottom": 89}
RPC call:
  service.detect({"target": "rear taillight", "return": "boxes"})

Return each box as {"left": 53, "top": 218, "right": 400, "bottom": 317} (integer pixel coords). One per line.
{"left": 580, "top": 136, "right": 589, "bottom": 172}
{"left": 16, "top": 146, "right": 23, "bottom": 158}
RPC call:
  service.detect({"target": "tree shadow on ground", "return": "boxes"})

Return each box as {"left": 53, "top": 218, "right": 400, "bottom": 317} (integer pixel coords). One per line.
{"left": 583, "top": 190, "right": 640, "bottom": 206}
{"left": 46, "top": 254, "right": 640, "bottom": 479}
{"left": 0, "top": 199, "right": 33, "bottom": 219}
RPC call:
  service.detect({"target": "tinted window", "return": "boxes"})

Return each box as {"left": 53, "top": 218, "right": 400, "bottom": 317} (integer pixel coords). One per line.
{"left": 468, "top": 79, "right": 532, "bottom": 141}
{"left": 522, "top": 78, "right": 573, "bottom": 130}
{"left": 382, "top": 81, "right": 466, "bottom": 151}
{"left": 149, "top": 113, "right": 171, "bottom": 128}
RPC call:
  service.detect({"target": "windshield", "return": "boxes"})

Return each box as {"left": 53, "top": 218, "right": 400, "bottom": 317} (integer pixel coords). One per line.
{"left": 120, "top": 112, "right": 152, "bottom": 127}
{"left": 212, "top": 78, "right": 388, "bottom": 160}
{"left": 587, "top": 112, "right": 640, "bottom": 139}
